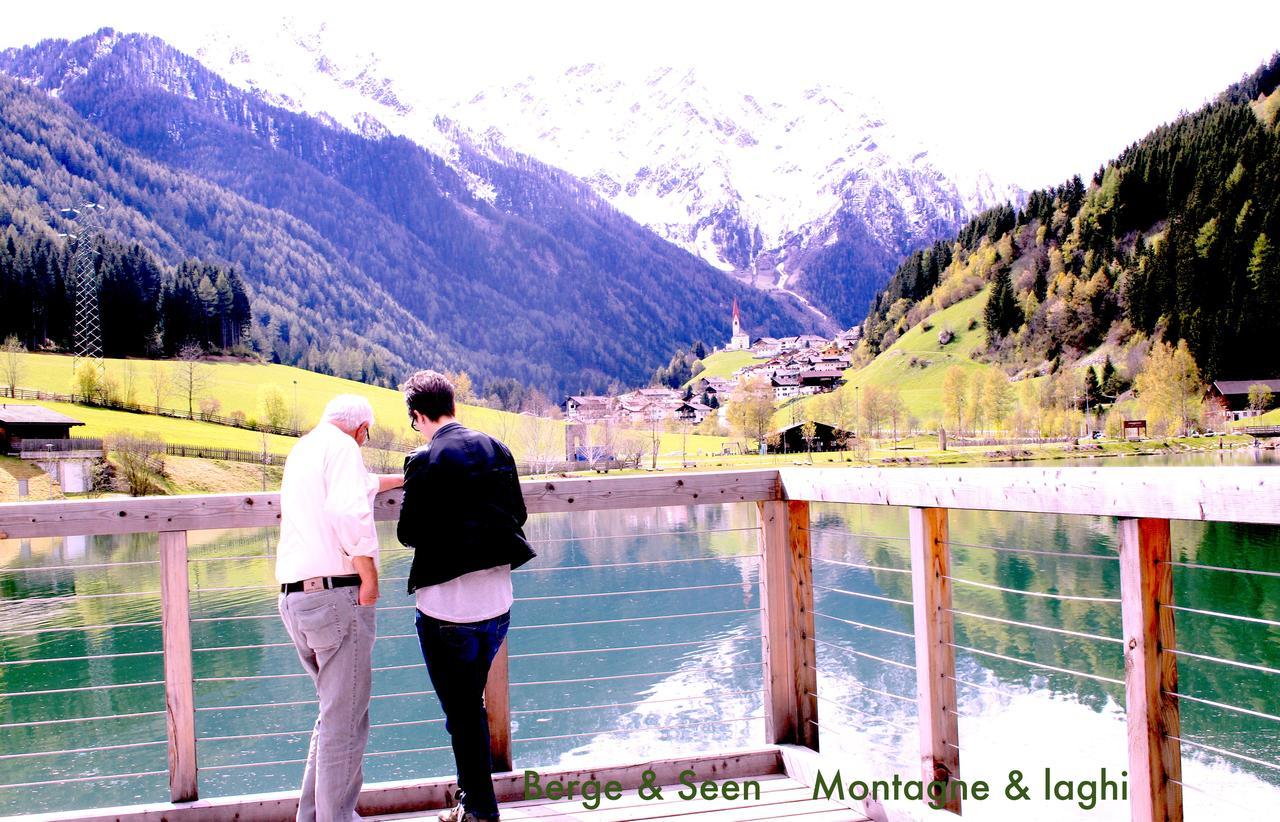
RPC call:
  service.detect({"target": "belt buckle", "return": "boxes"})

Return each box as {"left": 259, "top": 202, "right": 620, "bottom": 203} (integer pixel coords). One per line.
{"left": 302, "top": 577, "right": 325, "bottom": 593}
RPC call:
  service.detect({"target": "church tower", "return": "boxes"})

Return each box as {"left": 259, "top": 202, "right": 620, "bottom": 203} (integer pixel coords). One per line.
{"left": 727, "top": 298, "right": 750, "bottom": 351}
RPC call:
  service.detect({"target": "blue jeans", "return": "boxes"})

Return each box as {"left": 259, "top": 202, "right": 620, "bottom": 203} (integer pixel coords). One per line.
{"left": 415, "top": 610, "right": 510, "bottom": 819}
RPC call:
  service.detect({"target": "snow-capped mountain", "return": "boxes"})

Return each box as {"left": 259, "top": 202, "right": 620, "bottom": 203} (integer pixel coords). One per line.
{"left": 184, "top": 20, "right": 1021, "bottom": 325}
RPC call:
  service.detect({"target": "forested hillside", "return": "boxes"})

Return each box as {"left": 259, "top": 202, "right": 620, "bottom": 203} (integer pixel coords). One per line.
{"left": 0, "top": 232, "right": 251, "bottom": 356}
{"left": 0, "top": 30, "right": 808, "bottom": 394}
{"left": 861, "top": 54, "right": 1280, "bottom": 383}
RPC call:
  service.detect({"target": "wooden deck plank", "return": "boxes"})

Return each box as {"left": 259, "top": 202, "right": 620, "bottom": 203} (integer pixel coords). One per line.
{"left": 496, "top": 774, "right": 795, "bottom": 812}
{"left": 371, "top": 775, "right": 867, "bottom": 822}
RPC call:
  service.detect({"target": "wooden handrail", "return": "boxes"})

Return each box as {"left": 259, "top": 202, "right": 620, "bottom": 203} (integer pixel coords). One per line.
{"left": 780, "top": 466, "right": 1280, "bottom": 524}
{"left": 3, "top": 466, "right": 1277, "bottom": 540}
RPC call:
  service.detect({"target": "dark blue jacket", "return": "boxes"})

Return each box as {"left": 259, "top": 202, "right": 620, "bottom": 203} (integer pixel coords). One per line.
{"left": 397, "top": 422, "right": 535, "bottom": 591}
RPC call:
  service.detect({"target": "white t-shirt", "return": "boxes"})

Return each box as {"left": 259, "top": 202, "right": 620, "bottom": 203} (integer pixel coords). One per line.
{"left": 416, "top": 565, "right": 513, "bottom": 623}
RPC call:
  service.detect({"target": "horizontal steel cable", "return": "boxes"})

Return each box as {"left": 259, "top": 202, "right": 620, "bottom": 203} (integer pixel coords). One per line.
{"left": 187, "top": 555, "right": 273, "bottom": 563}
{"left": 946, "top": 643, "right": 1124, "bottom": 686}
{"left": 199, "top": 716, "right": 447, "bottom": 744}
{"left": 805, "top": 719, "right": 910, "bottom": 755}
{"left": 0, "top": 559, "right": 160, "bottom": 573}
{"left": 1166, "top": 690, "right": 1280, "bottom": 724}
{"left": 802, "top": 663, "right": 916, "bottom": 704}
{"left": 813, "top": 610, "right": 915, "bottom": 639}
{"left": 947, "top": 608, "right": 1123, "bottom": 644}
{"left": 513, "top": 714, "right": 756, "bottom": 744}
{"left": 812, "top": 583, "right": 912, "bottom": 607}
{"left": 1165, "top": 560, "right": 1280, "bottom": 579}
{"left": 0, "top": 649, "right": 162, "bottom": 667}
{"left": 801, "top": 527, "right": 911, "bottom": 543}
{"left": 0, "top": 619, "right": 161, "bottom": 636}
{"left": 526, "top": 526, "right": 761, "bottom": 544}
{"left": 948, "top": 675, "right": 1022, "bottom": 698}
{"left": 198, "top": 688, "right": 437, "bottom": 713}
{"left": 0, "top": 679, "right": 163, "bottom": 698}
{"left": 3, "top": 590, "right": 161, "bottom": 604}
{"left": 512, "top": 661, "right": 762, "bottom": 689}
{"left": 1169, "top": 735, "right": 1280, "bottom": 771}
{"left": 946, "top": 540, "right": 1118, "bottom": 561}
{"left": 510, "top": 689, "right": 762, "bottom": 718}
{"left": 1166, "top": 648, "right": 1280, "bottom": 677}
{"left": 515, "top": 554, "right": 761, "bottom": 574}
{"left": 511, "top": 607, "right": 761, "bottom": 631}
{"left": 813, "top": 556, "right": 912, "bottom": 575}
{"left": 509, "top": 635, "right": 761, "bottom": 660}
{"left": 515, "top": 581, "right": 748, "bottom": 602}
{"left": 808, "top": 691, "right": 916, "bottom": 729}
{"left": 0, "top": 739, "right": 166, "bottom": 761}
{"left": 812, "top": 638, "right": 916, "bottom": 670}
{"left": 0, "top": 769, "right": 167, "bottom": 789}
{"left": 945, "top": 575, "right": 1120, "bottom": 603}
{"left": 1163, "top": 603, "right": 1280, "bottom": 629}
{"left": 1167, "top": 778, "right": 1262, "bottom": 814}
{"left": 0, "top": 709, "right": 165, "bottom": 730}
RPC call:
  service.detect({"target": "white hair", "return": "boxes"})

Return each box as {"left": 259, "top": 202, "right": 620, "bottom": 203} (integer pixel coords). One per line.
{"left": 321, "top": 394, "right": 375, "bottom": 431}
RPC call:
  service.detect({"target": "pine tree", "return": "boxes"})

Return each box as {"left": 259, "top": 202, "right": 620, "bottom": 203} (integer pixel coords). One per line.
{"left": 983, "top": 268, "right": 1021, "bottom": 345}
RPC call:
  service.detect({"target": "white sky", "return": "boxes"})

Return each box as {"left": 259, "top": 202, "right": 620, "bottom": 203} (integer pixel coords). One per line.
{"left": 2, "top": 0, "right": 1278, "bottom": 190}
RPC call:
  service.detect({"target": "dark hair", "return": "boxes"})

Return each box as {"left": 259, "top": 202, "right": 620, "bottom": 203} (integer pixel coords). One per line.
{"left": 400, "top": 370, "right": 456, "bottom": 422}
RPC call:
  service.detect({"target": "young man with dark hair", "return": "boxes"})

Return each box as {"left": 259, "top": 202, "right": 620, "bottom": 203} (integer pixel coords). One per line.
{"left": 397, "top": 370, "right": 535, "bottom": 822}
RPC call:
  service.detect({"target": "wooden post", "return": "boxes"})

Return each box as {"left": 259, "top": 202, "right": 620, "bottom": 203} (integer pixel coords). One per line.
{"left": 757, "top": 500, "right": 817, "bottom": 748}
{"left": 909, "top": 507, "right": 961, "bottom": 814}
{"left": 159, "top": 530, "right": 198, "bottom": 803}
{"left": 1119, "top": 518, "right": 1183, "bottom": 822}
{"left": 486, "top": 639, "right": 512, "bottom": 773}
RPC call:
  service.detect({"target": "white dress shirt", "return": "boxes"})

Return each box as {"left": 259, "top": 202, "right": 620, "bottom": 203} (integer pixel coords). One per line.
{"left": 276, "top": 422, "right": 380, "bottom": 584}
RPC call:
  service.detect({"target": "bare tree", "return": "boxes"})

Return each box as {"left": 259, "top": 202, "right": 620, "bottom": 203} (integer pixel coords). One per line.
{"left": 175, "top": 345, "right": 210, "bottom": 417}
{"left": 107, "top": 434, "right": 167, "bottom": 496}
{"left": 120, "top": 361, "right": 138, "bottom": 407}
{"left": 149, "top": 361, "right": 171, "bottom": 411}
{"left": 1, "top": 335, "right": 23, "bottom": 396}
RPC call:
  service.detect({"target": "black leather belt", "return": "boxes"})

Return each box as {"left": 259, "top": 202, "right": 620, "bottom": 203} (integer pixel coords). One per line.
{"left": 280, "top": 574, "right": 361, "bottom": 594}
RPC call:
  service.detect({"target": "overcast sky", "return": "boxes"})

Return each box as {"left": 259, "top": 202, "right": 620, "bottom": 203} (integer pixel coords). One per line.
{"left": 3, "top": 0, "right": 1278, "bottom": 189}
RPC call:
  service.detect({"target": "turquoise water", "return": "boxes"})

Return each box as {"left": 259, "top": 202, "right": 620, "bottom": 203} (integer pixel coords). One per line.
{"left": 1, "top": 456, "right": 1277, "bottom": 819}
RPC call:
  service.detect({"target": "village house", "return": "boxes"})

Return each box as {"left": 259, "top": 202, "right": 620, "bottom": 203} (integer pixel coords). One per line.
{"left": 1207, "top": 378, "right": 1280, "bottom": 420}
{"left": 564, "top": 395, "right": 618, "bottom": 422}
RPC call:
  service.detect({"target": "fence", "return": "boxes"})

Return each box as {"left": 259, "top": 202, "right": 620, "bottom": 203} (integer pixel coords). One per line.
{"left": 0, "top": 467, "right": 1277, "bottom": 821}
{"left": 0, "top": 386, "right": 302, "bottom": 437}
{"left": 10, "top": 437, "right": 104, "bottom": 454}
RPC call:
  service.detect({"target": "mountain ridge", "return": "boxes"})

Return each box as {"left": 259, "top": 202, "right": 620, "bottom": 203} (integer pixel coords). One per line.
{"left": 0, "top": 28, "right": 813, "bottom": 394}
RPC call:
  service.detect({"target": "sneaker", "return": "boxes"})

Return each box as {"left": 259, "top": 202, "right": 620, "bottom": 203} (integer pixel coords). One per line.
{"left": 437, "top": 807, "right": 497, "bottom": 822}
{"left": 440, "top": 798, "right": 499, "bottom": 819}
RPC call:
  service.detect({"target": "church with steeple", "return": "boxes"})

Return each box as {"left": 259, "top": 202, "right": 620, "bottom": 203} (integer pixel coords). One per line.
{"left": 725, "top": 298, "right": 751, "bottom": 351}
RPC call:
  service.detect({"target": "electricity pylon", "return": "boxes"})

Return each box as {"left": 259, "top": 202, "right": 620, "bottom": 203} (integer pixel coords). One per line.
{"left": 58, "top": 203, "right": 106, "bottom": 375}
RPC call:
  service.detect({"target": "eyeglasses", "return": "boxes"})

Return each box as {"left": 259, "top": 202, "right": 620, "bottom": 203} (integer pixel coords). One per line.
{"left": 409, "top": 412, "right": 419, "bottom": 432}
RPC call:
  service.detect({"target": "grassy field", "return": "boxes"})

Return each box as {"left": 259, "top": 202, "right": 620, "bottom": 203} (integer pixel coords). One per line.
{"left": 685, "top": 349, "right": 757, "bottom": 386}
{"left": 8, "top": 352, "right": 733, "bottom": 463}
{"left": 790, "top": 289, "right": 1000, "bottom": 425}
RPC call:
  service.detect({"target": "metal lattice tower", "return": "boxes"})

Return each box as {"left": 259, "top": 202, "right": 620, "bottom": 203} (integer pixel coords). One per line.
{"left": 59, "top": 203, "right": 106, "bottom": 374}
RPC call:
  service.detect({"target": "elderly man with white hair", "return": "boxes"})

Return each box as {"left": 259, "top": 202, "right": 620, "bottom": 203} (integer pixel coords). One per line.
{"left": 277, "top": 393, "right": 403, "bottom": 821}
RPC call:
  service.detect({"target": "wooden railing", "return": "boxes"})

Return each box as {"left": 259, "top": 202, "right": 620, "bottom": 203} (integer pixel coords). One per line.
{"left": 1, "top": 466, "right": 1277, "bottom": 821}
